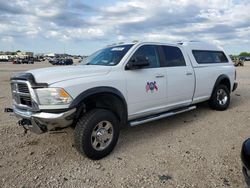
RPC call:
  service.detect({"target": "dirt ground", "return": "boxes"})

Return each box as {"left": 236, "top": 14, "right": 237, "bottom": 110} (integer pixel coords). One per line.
{"left": 0, "top": 61, "right": 249, "bottom": 188}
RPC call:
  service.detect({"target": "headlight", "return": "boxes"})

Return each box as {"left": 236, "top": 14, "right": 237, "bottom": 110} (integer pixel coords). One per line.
{"left": 35, "top": 88, "right": 72, "bottom": 105}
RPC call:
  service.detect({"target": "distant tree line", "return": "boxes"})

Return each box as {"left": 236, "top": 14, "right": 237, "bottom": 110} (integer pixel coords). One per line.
{"left": 231, "top": 52, "right": 250, "bottom": 58}
{"left": 239, "top": 52, "right": 250, "bottom": 57}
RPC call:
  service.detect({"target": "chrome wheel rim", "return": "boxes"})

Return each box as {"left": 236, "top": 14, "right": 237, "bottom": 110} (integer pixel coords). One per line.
{"left": 91, "top": 121, "right": 113, "bottom": 151}
{"left": 216, "top": 89, "right": 228, "bottom": 105}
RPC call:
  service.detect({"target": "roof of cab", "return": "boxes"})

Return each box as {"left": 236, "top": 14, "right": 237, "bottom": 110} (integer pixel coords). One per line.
{"left": 108, "top": 41, "right": 224, "bottom": 52}
{"left": 177, "top": 41, "right": 223, "bottom": 51}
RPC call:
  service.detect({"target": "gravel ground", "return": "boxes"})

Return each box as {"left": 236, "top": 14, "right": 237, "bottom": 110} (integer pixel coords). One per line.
{"left": 0, "top": 62, "right": 249, "bottom": 188}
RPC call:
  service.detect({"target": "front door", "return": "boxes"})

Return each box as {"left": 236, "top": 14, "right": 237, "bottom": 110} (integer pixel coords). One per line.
{"left": 124, "top": 45, "right": 167, "bottom": 120}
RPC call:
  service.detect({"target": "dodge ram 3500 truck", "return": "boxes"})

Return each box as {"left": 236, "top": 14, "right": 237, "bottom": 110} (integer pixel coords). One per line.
{"left": 10, "top": 41, "right": 237, "bottom": 159}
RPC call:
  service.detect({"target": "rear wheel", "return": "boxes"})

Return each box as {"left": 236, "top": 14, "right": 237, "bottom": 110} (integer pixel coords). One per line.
{"left": 74, "top": 109, "right": 120, "bottom": 160}
{"left": 209, "top": 84, "right": 230, "bottom": 111}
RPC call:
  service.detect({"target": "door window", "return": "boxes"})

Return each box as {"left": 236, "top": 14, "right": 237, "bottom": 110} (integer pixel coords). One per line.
{"left": 130, "top": 45, "right": 160, "bottom": 68}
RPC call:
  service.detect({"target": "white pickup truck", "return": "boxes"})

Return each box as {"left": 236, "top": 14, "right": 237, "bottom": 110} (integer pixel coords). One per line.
{"left": 10, "top": 41, "right": 237, "bottom": 159}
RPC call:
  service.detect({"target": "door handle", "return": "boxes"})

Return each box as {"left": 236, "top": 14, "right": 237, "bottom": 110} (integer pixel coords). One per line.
{"left": 155, "top": 74, "right": 165, "bottom": 78}
{"left": 186, "top": 72, "right": 193, "bottom": 76}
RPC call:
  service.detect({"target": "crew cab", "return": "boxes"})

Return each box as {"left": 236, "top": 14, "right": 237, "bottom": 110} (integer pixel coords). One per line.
{"left": 10, "top": 41, "right": 237, "bottom": 159}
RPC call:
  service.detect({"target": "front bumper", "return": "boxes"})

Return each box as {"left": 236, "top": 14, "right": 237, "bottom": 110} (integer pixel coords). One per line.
{"left": 13, "top": 106, "right": 76, "bottom": 134}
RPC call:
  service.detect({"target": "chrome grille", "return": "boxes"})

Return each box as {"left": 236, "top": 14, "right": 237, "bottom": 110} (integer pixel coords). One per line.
{"left": 20, "top": 96, "right": 32, "bottom": 106}
{"left": 17, "top": 83, "right": 29, "bottom": 93}
{"left": 11, "top": 81, "right": 32, "bottom": 109}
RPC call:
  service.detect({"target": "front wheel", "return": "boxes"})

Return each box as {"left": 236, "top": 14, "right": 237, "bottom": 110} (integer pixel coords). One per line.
{"left": 74, "top": 109, "right": 120, "bottom": 160}
{"left": 209, "top": 84, "right": 230, "bottom": 111}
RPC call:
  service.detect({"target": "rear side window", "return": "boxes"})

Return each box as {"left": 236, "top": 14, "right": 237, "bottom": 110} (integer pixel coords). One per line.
{"left": 192, "top": 50, "right": 228, "bottom": 64}
{"left": 161, "top": 46, "right": 186, "bottom": 67}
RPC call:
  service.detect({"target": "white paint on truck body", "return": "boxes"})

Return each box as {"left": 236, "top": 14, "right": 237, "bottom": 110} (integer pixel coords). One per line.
{"left": 27, "top": 41, "right": 236, "bottom": 120}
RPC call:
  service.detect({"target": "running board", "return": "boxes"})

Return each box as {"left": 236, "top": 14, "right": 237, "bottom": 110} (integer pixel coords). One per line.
{"left": 129, "top": 106, "right": 196, "bottom": 127}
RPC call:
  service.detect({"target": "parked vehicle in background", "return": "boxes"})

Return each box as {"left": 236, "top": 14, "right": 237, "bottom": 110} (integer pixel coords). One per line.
{"left": 8, "top": 58, "right": 14, "bottom": 62}
{"left": 63, "top": 58, "right": 73, "bottom": 65}
{"left": 12, "top": 57, "right": 34, "bottom": 64}
{"left": 22, "top": 58, "right": 34, "bottom": 64}
{"left": 12, "top": 58, "right": 22, "bottom": 64}
{"left": 9, "top": 41, "right": 237, "bottom": 159}
{"left": 21, "top": 58, "right": 29, "bottom": 64}
{"left": 239, "top": 56, "right": 250, "bottom": 62}
{"left": 33, "top": 56, "right": 41, "bottom": 62}
{"left": 239, "top": 56, "right": 245, "bottom": 61}
{"left": 245, "top": 57, "right": 250, "bottom": 61}
{"left": 50, "top": 58, "right": 73, "bottom": 65}
{"left": 28, "top": 58, "right": 34, "bottom": 64}
{"left": 48, "top": 57, "right": 55, "bottom": 64}
{"left": 0, "top": 55, "right": 9, "bottom": 62}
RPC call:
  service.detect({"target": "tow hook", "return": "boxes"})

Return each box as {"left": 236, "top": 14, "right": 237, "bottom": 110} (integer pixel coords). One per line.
{"left": 4, "top": 108, "right": 13, "bottom": 113}
{"left": 4, "top": 108, "right": 30, "bottom": 134}
{"left": 18, "top": 119, "right": 30, "bottom": 134}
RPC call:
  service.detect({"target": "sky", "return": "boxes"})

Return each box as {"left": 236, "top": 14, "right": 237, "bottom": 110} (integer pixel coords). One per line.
{"left": 0, "top": 0, "right": 249, "bottom": 55}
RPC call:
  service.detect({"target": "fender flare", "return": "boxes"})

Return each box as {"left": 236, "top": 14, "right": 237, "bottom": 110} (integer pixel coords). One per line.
{"left": 211, "top": 74, "right": 231, "bottom": 95}
{"left": 69, "top": 86, "right": 128, "bottom": 125}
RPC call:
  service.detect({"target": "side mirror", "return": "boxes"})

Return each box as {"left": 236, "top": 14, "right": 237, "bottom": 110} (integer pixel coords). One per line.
{"left": 126, "top": 56, "right": 149, "bottom": 70}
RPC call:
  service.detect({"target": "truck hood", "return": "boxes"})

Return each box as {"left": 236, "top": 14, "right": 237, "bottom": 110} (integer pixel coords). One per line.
{"left": 27, "top": 65, "right": 112, "bottom": 85}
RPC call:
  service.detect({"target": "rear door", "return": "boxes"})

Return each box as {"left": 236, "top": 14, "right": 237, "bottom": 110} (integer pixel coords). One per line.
{"left": 160, "top": 45, "right": 195, "bottom": 108}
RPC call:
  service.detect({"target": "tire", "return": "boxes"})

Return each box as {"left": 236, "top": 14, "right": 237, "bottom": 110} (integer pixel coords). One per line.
{"left": 74, "top": 109, "right": 120, "bottom": 160}
{"left": 209, "top": 84, "right": 230, "bottom": 111}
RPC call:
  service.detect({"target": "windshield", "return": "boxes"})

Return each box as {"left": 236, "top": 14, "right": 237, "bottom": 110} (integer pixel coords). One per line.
{"left": 81, "top": 44, "right": 133, "bottom": 66}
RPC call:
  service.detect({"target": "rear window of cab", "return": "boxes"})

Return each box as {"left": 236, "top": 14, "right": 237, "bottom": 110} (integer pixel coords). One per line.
{"left": 192, "top": 50, "right": 228, "bottom": 64}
